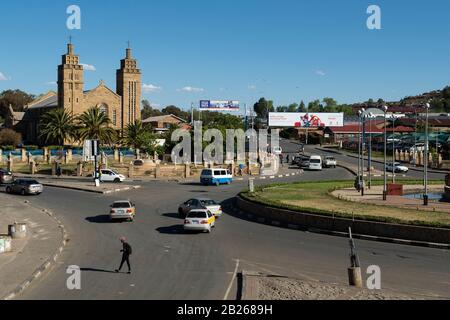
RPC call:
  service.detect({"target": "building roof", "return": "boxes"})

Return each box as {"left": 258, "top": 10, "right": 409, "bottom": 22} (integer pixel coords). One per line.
{"left": 26, "top": 92, "right": 58, "bottom": 110}
{"left": 326, "top": 124, "right": 414, "bottom": 134}
{"left": 142, "top": 114, "right": 187, "bottom": 124}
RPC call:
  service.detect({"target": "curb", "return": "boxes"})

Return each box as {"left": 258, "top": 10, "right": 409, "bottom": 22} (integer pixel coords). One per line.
{"left": 234, "top": 170, "right": 303, "bottom": 182}
{"left": 2, "top": 204, "right": 68, "bottom": 300}
{"left": 42, "top": 183, "right": 141, "bottom": 194}
{"left": 226, "top": 200, "right": 450, "bottom": 250}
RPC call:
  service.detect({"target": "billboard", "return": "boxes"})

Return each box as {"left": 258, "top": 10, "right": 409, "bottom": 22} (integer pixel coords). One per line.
{"left": 200, "top": 100, "right": 240, "bottom": 111}
{"left": 269, "top": 113, "right": 344, "bottom": 128}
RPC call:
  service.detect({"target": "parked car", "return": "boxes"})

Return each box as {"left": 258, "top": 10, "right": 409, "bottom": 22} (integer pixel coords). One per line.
{"left": 178, "top": 198, "right": 223, "bottom": 218}
{"left": 0, "top": 168, "right": 13, "bottom": 184}
{"left": 6, "top": 179, "right": 43, "bottom": 195}
{"left": 298, "top": 156, "right": 311, "bottom": 169}
{"left": 291, "top": 156, "right": 303, "bottom": 166}
{"left": 386, "top": 162, "right": 409, "bottom": 173}
{"left": 99, "top": 169, "right": 126, "bottom": 183}
{"left": 272, "top": 146, "right": 283, "bottom": 155}
{"left": 109, "top": 200, "right": 136, "bottom": 222}
{"left": 200, "top": 169, "right": 233, "bottom": 186}
{"left": 308, "top": 155, "right": 323, "bottom": 171}
{"left": 183, "top": 209, "right": 216, "bottom": 233}
{"left": 324, "top": 156, "right": 337, "bottom": 168}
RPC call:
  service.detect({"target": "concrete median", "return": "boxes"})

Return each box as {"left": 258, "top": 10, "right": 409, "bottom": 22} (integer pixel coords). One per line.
{"left": 235, "top": 196, "right": 450, "bottom": 247}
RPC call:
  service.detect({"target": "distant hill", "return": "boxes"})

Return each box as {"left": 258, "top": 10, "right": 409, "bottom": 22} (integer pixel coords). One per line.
{"left": 351, "top": 86, "right": 450, "bottom": 114}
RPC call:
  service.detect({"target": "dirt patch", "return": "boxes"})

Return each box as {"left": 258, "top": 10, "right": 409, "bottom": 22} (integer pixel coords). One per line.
{"left": 252, "top": 276, "right": 423, "bottom": 300}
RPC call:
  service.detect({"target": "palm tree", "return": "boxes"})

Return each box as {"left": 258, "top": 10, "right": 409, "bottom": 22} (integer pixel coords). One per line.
{"left": 123, "top": 120, "right": 149, "bottom": 150}
{"left": 76, "top": 107, "right": 117, "bottom": 144}
{"left": 39, "top": 108, "right": 75, "bottom": 146}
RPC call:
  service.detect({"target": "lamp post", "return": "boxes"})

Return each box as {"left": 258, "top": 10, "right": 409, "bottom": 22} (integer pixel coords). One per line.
{"left": 423, "top": 103, "right": 430, "bottom": 206}
{"left": 368, "top": 112, "right": 373, "bottom": 189}
{"left": 392, "top": 116, "right": 396, "bottom": 183}
{"left": 358, "top": 109, "right": 365, "bottom": 196}
{"left": 383, "top": 106, "right": 388, "bottom": 201}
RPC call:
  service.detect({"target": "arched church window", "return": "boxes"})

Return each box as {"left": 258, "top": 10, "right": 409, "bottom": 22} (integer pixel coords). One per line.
{"left": 99, "top": 104, "right": 108, "bottom": 116}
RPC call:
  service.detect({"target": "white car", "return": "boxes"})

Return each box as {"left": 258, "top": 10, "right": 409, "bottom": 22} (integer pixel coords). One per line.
{"left": 99, "top": 169, "right": 126, "bottom": 183}
{"left": 109, "top": 200, "right": 136, "bottom": 221}
{"left": 184, "top": 209, "right": 216, "bottom": 233}
{"left": 386, "top": 162, "right": 409, "bottom": 173}
{"left": 324, "top": 156, "right": 337, "bottom": 168}
{"left": 272, "top": 146, "right": 283, "bottom": 155}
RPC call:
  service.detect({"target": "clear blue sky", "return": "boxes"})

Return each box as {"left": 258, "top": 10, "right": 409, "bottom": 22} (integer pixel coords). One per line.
{"left": 0, "top": 0, "right": 449, "bottom": 112}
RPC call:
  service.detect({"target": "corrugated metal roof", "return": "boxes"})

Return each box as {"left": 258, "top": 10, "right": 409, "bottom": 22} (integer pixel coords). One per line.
{"left": 27, "top": 95, "right": 58, "bottom": 110}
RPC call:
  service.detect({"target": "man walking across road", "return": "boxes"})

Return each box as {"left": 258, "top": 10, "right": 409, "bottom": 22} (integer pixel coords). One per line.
{"left": 116, "top": 237, "right": 132, "bottom": 274}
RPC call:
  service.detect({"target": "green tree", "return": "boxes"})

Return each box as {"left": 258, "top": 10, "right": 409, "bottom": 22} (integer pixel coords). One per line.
{"left": 253, "top": 98, "right": 274, "bottom": 121}
{"left": 123, "top": 120, "right": 150, "bottom": 150}
{"left": 39, "top": 108, "right": 76, "bottom": 146}
{"left": 0, "top": 89, "right": 35, "bottom": 118}
{"left": 0, "top": 128, "right": 22, "bottom": 146}
{"left": 298, "top": 101, "right": 306, "bottom": 112}
{"left": 288, "top": 103, "right": 298, "bottom": 112}
{"left": 322, "top": 98, "right": 338, "bottom": 112}
{"left": 76, "top": 107, "right": 117, "bottom": 144}
{"left": 141, "top": 100, "right": 163, "bottom": 119}
{"left": 307, "top": 99, "right": 322, "bottom": 112}
{"left": 162, "top": 105, "right": 190, "bottom": 120}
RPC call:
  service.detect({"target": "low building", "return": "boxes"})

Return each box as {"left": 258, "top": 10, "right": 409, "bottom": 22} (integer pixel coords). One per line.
{"left": 142, "top": 114, "right": 191, "bottom": 135}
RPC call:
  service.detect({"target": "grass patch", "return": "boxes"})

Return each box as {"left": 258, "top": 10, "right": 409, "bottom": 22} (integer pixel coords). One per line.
{"left": 241, "top": 179, "right": 450, "bottom": 229}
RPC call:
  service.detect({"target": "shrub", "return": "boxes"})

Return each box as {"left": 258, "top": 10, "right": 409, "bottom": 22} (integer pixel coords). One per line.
{"left": 0, "top": 129, "right": 22, "bottom": 146}
{"left": 23, "top": 145, "right": 39, "bottom": 150}
{"left": 1, "top": 145, "right": 15, "bottom": 151}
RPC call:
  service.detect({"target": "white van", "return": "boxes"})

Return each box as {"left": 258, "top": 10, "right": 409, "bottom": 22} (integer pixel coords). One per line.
{"left": 309, "top": 155, "right": 323, "bottom": 171}
{"left": 200, "top": 169, "right": 233, "bottom": 186}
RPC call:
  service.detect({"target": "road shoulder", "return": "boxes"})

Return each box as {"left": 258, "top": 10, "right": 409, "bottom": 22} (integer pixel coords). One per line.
{"left": 0, "top": 193, "right": 67, "bottom": 300}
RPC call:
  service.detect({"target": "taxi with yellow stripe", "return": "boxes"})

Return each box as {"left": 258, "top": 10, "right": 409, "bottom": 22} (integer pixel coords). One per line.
{"left": 184, "top": 209, "right": 216, "bottom": 233}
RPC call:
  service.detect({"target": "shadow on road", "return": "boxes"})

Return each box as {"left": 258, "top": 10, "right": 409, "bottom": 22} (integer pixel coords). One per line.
{"left": 162, "top": 212, "right": 183, "bottom": 220}
{"left": 85, "top": 215, "right": 119, "bottom": 224}
{"left": 156, "top": 224, "right": 190, "bottom": 235}
{"left": 80, "top": 268, "right": 118, "bottom": 274}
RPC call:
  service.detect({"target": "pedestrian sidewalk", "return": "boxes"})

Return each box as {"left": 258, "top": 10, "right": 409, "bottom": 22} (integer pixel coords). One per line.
{"left": 332, "top": 184, "right": 449, "bottom": 213}
{"left": 0, "top": 193, "right": 64, "bottom": 300}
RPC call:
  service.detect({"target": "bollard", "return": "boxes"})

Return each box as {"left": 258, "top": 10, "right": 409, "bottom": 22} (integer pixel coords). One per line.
{"left": 30, "top": 160, "right": 36, "bottom": 175}
{"left": 249, "top": 179, "right": 255, "bottom": 193}
{"left": 348, "top": 267, "right": 363, "bottom": 288}
{"left": 8, "top": 222, "right": 28, "bottom": 239}
{"left": 77, "top": 162, "right": 83, "bottom": 177}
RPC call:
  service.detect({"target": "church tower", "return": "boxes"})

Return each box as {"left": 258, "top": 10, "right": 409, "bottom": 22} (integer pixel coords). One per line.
{"left": 58, "top": 43, "right": 84, "bottom": 115}
{"left": 116, "top": 46, "right": 141, "bottom": 132}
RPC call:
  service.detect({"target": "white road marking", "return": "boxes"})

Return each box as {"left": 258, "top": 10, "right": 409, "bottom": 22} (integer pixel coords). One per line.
{"left": 223, "top": 259, "right": 240, "bottom": 300}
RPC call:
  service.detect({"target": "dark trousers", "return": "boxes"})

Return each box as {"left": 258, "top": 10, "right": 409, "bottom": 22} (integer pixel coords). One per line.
{"left": 118, "top": 254, "right": 131, "bottom": 271}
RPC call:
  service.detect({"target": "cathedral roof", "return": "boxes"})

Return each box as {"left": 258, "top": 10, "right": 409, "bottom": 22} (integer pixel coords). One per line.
{"left": 26, "top": 91, "right": 58, "bottom": 110}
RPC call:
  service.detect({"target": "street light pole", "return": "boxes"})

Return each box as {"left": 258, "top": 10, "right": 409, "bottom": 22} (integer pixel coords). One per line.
{"left": 368, "top": 112, "right": 373, "bottom": 189}
{"left": 357, "top": 110, "right": 362, "bottom": 188}
{"left": 361, "top": 110, "right": 366, "bottom": 196}
{"left": 423, "top": 103, "right": 430, "bottom": 206}
{"left": 383, "top": 106, "right": 388, "bottom": 201}
{"left": 392, "top": 117, "right": 396, "bottom": 183}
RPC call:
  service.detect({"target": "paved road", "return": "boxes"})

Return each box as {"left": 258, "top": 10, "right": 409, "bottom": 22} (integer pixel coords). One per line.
{"left": 16, "top": 140, "right": 450, "bottom": 300}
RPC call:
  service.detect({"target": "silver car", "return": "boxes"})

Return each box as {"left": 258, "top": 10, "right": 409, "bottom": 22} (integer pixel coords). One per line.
{"left": 6, "top": 179, "right": 43, "bottom": 195}
{"left": 178, "top": 198, "right": 223, "bottom": 218}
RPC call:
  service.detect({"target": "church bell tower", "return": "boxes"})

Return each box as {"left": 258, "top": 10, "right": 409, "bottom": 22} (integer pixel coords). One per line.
{"left": 116, "top": 45, "right": 142, "bottom": 132}
{"left": 58, "top": 43, "right": 84, "bottom": 115}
